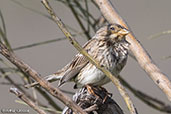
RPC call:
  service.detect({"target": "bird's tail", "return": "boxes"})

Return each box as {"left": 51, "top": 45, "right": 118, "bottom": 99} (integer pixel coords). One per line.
{"left": 24, "top": 74, "right": 62, "bottom": 88}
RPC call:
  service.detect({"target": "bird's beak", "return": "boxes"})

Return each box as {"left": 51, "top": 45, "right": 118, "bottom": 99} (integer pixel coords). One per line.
{"left": 118, "top": 28, "right": 129, "bottom": 36}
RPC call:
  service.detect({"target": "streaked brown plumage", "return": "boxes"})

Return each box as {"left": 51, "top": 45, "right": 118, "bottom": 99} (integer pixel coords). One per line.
{"left": 25, "top": 24, "right": 130, "bottom": 89}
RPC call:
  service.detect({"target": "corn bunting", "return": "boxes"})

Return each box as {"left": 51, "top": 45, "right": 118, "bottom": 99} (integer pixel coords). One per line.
{"left": 25, "top": 24, "right": 130, "bottom": 89}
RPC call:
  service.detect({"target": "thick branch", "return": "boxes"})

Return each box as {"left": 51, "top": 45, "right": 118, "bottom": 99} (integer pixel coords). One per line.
{"left": 10, "top": 87, "right": 46, "bottom": 114}
{"left": 0, "top": 43, "right": 86, "bottom": 114}
{"left": 41, "top": 0, "right": 137, "bottom": 114}
{"left": 94, "top": 0, "right": 171, "bottom": 101}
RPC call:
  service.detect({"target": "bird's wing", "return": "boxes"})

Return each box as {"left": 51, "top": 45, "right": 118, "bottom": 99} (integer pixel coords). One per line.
{"left": 58, "top": 38, "right": 97, "bottom": 86}
{"left": 58, "top": 53, "right": 88, "bottom": 86}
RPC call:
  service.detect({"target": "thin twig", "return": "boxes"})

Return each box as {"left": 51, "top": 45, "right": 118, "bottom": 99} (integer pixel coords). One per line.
{"left": 67, "top": 0, "right": 91, "bottom": 40}
{"left": 72, "top": 0, "right": 96, "bottom": 31}
{"left": 94, "top": 0, "right": 171, "bottom": 101}
{"left": 41, "top": 0, "right": 137, "bottom": 114}
{"left": 0, "top": 10, "right": 12, "bottom": 51}
{"left": 11, "top": 0, "right": 51, "bottom": 20}
{"left": 162, "top": 56, "right": 171, "bottom": 60}
{"left": 13, "top": 37, "right": 66, "bottom": 51}
{"left": 84, "top": 0, "right": 90, "bottom": 33}
{"left": 10, "top": 87, "right": 46, "bottom": 114}
{"left": 15, "top": 100, "right": 61, "bottom": 114}
{"left": 72, "top": 0, "right": 96, "bottom": 21}
{"left": 147, "top": 30, "right": 171, "bottom": 39}
{"left": 13, "top": 33, "right": 84, "bottom": 51}
{"left": 91, "top": 0, "right": 99, "bottom": 9}
{"left": 119, "top": 76, "right": 171, "bottom": 113}
{"left": 36, "top": 87, "right": 62, "bottom": 111}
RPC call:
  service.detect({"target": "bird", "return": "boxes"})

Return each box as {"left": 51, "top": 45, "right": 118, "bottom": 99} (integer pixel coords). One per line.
{"left": 25, "top": 24, "right": 130, "bottom": 89}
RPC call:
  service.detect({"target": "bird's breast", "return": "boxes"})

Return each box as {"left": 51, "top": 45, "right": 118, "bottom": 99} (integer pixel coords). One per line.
{"left": 74, "top": 42, "right": 128, "bottom": 87}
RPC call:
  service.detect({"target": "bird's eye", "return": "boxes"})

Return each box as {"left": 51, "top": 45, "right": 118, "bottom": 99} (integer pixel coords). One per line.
{"left": 110, "top": 27, "right": 115, "bottom": 31}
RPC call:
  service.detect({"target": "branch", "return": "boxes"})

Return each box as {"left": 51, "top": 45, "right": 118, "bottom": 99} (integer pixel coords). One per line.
{"left": 10, "top": 87, "right": 46, "bottom": 114}
{"left": 0, "top": 43, "right": 86, "bottom": 114}
{"left": 41, "top": 0, "right": 137, "bottom": 114}
{"left": 94, "top": 0, "right": 171, "bottom": 101}
{"left": 63, "top": 87, "right": 124, "bottom": 114}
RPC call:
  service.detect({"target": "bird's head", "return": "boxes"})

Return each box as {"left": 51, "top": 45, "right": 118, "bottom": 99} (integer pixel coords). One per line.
{"left": 96, "top": 24, "right": 130, "bottom": 43}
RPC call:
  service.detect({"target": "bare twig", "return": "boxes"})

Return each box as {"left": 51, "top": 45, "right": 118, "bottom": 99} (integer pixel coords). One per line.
{"left": 15, "top": 100, "right": 60, "bottom": 114}
{"left": 94, "top": 0, "right": 171, "bottom": 101}
{"left": 0, "top": 43, "right": 86, "bottom": 114}
{"left": 10, "top": 87, "right": 46, "bottom": 114}
{"left": 0, "top": 10, "right": 12, "bottom": 51}
{"left": 163, "top": 56, "right": 171, "bottom": 60}
{"left": 147, "top": 30, "right": 171, "bottom": 39}
{"left": 67, "top": 0, "right": 91, "bottom": 40}
{"left": 13, "top": 37, "right": 66, "bottom": 51}
{"left": 72, "top": 0, "right": 96, "bottom": 22}
{"left": 41, "top": 0, "right": 137, "bottom": 114}
{"left": 119, "top": 76, "right": 171, "bottom": 113}
{"left": 36, "top": 87, "right": 62, "bottom": 111}
{"left": 10, "top": 0, "right": 51, "bottom": 20}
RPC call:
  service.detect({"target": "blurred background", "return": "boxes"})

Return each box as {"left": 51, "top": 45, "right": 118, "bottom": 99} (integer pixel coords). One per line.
{"left": 0, "top": 0, "right": 171, "bottom": 114}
